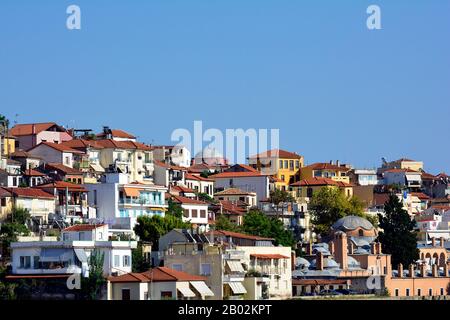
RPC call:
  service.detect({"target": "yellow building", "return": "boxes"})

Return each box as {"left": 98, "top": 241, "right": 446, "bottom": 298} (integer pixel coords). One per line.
{"left": 2, "top": 136, "right": 16, "bottom": 157}
{"left": 0, "top": 188, "right": 13, "bottom": 222}
{"left": 300, "top": 162, "right": 351, "bottom": 184}
{"left": 248, "top": 149, "right": 304, "bottom": 191}
{"left": 382, "top": 158, "right": 424, "bottom": 172}
{"left": 290, "top": 177, "right": 354, "bottom": 202}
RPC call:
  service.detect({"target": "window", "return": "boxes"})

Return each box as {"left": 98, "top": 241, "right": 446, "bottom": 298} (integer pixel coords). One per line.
{"left": 229, "top": 179, "right": 233, "bottom": 186}
{"left": 200, "top": 263, "right": 212, "bottom": 276}
{"left": 64, "top": 156, "right": 70, "bottom": 165}
{"left": 239, "top": 197, "right": 245, "bottom": 202}
{"left": 183, "top": 209, "right": 189, "bottom": 218}
{"left": 20, "top": 256, "right": 31, "bottom": 269}
{"left": 281, "top": 175, "right": 285, "bottom": 181}
{"left": 123, "top": 255, "right": 131, "bottom": 267}
{"left": 295, "top": 161, "right": 300, "bottom": 169}
{"left": 417, "top": 289, "right": 421, "bottom": 296}
{"left": 144, "top": 292, "right": 149, "bottom": 300}
{"left": 200, "top": 210, "right": 206, "bottom": 218}
{"left": 121, "top": 289, "right": 131, "bottom": 301}
{"left": 1, "top": 198, "right": 6, "bottom": 207}
{"left": 406, "top": 288, "right": 410, "bottom": 296}
{"left": 358, "top": 229, "right": 364, "bottom": 237}
{"left": 429, "top": 288, "right": 433, "bottom": 296}
{"left": 172, "top": 264, "right": 183, "bottom": 271}
{"left": 161, "top": 291, "right": 173, "bottom": 300}
{"left": 307, "top": 188, "right": 313, "bottom": 198}
{"left": 33, "top": 256, "right": 40, "bottom": 269}
{"left": 440, "top": 288, "right": 444, "bottom": 296}
{"left": 192, "top": 209, "right": 198, "bottom": 218}
{"left": 289, "top": 160, "right": 294, "bottom": 170}
{"left": 284, "top": 160, "right": 288, "bottom": 168}
{"left": 12, "top": 177, "right": 17, "bottom": 186}
{"left": 395, "top": 289, "right": 399, "bottom": 297}
{"left": 114, "top": 255, "right": 120, "bottom": 267}
{"left": 279, "top": 160, "right": 283, "bottom": 169}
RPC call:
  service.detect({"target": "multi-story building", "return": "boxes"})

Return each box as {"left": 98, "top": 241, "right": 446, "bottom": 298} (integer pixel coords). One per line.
{"left": 214, "top": 188, "right": 257, "bottom": 208}
{"left": 382, "top": 169, "right": 422, "bottom": 191}
{"left": 170, "top": 194, "right": 209, "bottom": 230}
{"left": 152, "top": 145, "right": 191, "bottom": 168}
{"left": 348, "top": 169, "right": 379, "bottom": 186}
{"left": 9, "top": 122, "right": 73, "bottom": 151}
{"left": 28, "top": 142, "right": 83, "bottom": 168}
{"left": 185, "top": 173, "right": 214, "bottom": 197}
{"left": 300, "top": 161, "right": 351, "bottom": 184}
{"left": 85, "top": 173, "right": 168, "bottom": 232}
{"left": 289, "top": 177, "right": 354, "bottom": 202}
{"left": 248, "top": 149, "right": 304, "bottom": 191}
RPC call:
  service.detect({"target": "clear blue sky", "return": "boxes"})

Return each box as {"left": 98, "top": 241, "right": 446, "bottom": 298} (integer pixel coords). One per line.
{"left": 1, "top": 1, "right": 449, "bottom": 173}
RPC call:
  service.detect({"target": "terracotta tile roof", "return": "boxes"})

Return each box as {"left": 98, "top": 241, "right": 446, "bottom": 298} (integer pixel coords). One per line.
{"left": 10, "top": 188, "right": 54, "bottom": 199}
{"left": 185, "top": 173, "right": 214, "bottom": 182}
{"left": 108, "top": 267, "right": 207, "bottom": 283}
{"left": 373, "top": 193, "right": 390, "bottom": 206}
{"left": 170, "top": 194, "right": 208, "bottom": 205}
{"left": 217, "top": 201, "right": 247, "bottom": 215}
{"left": 207, "top": 230, "right": 274, "bottom": 241}
{"left": 28, "top": 142, "right": 83, "bottom": 154}
{"left": 23, "top": 169, "right": 46, "bottom": 177}
{"left": 225, "top": 164, "right": 259, "bottom": 173}
{"left": 10, "top": 122, "right": 65, "bottom": 136}
{"left": 35, "top": 181, "right": 87, "bottom": 192}
{"left": 421, "top": 172, "right": 437, "bottom": 180}
{"left": 250, "top": 254, "right": 290, "bottom": 259}
{"left": 171, "top": 185, "right": 196, "bottom": 194}
{"left": 0, "top": 188, "right": 13, "bottom": 197}
{"left": 290, "top": 177, "right": 353, "bottom": 187}
{"left": 214, "top": 188, "right": 254, "bottom": 196}
{"left": 188, "top": 163, "right": 214, "bottom": 173}
{"left": 411, "top": 192, "right": 430, "bottom": 200}
{"left": 249, "top": 149, "right": 302, "bottom": 160}
{"left": 95, "top": 139, "right": 152, "bottom": 151}
{"left": 210, "top": 171, "right": 267, "bottom": 179}
{"left": 97, "top": 129, "right": 136, "bottom": 139}
{"left": 303, "top": 163, "right": 350, "bottom": 172}
{"left": 10, "top": 150, "right": 42, "bottom": 159}
{"left": 63, "top": 224, "right": 106, "bottom": 232}
{"left": 61, "top": 139, "right": 104, "bottom": 150}
{"left": 43, "top": 163, "right": 83, "bottom": 175}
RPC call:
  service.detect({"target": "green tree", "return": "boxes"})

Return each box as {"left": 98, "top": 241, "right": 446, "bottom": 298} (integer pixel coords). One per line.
{"left": 196, "top": 192, "right": 217, "bottom": 204}
{"left": 242, "top": 210, "right": 295, "bottom": 247}
{"left": 134, "top": 214, "right": 191, "bottom": 249}
{"left": 214, "top": 215, "right": 241, "bottom": 232}
{"left": 269, "top": 189, "right": 295, "bottom": 204}
{"left": 200, "top": 170, "right": 211, "bottom": 178}
{"left": 80, "top": 250, "right": 106, "bottom": 300}
{"left": 0, "top": 266, "right": 17, "bottom": 300}
{"left": 167, "top": 198, "right": 183, "bottom": 218}
{"left": 132, "top": 243, "right": 151, "bottom": 272}
{"left": 0, "top": 114, "right": 9, "bottom": 130}
{"left": 0, "top": 208, "right": 31, "bottom": 257}
{"left": 377, "top": 194, "right": 419, "bottom": 268}
{"left": 308, "top": 187, "right": 367, "bottom": 236}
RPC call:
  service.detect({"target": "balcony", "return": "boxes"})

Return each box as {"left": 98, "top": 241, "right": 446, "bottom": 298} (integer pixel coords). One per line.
{"left": 223, "top": 273, "right": 246, "bottom": 283}
{"left": 224, "top": 251, "right": 246, "bottom": 260}
{"left": 119, "top": 198, "right": 166, "bottom": 207}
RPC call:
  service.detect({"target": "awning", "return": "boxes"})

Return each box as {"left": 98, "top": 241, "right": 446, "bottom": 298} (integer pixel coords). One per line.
{"left": 228, "top": 282, "right": 247, "bottom": 294}
{"left": 74, "top": 248, "right": 88, "bottom": 263}
{"left": 90, "top": 163, "right": 105, "bottom": 173}
{"left": 190, "top": 281, "right": 214, "bottom": 297}
{"left": 123, "top": 187, "right": 141, "bottom": 197}
{"left": 250, "top": 254, "right": 289, "bottom": 260}
{"left": 177, "top": 286, "right": 196, "bottom": 298}
{"left": 226, "top": 260, "right": 245, "bottom": 273}
{"left": 40, "top": 248, "right": 72, "bottom": 262}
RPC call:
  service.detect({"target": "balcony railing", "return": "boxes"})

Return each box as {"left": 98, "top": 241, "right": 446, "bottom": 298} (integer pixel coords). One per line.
{"left": 119, "top": 198, "right": 165, "bottom": 206}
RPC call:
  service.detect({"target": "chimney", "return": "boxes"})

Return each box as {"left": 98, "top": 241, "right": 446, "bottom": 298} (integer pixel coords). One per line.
{"left": 370, "top": 242, "right": 376, "bottom": 254}
{"left": 431, "top": 237, "right": 436, "bottom": 246}
{"left": 376, "top": 242, "right": 382, "bottom": 254}
{"left": 334, "top": 232, "right": 348, "bottom": 270}
{"left": 440, "top": 237, "right": 445, "bottom": 247}
{"left": 32, "top": 124, "right": 36, "bottom": 135}
{"left": 328, "top": 241, "right": 335, "bottom": 255}
{"left": 432, "top": 264, "right": 438, "bottom": 277}
{"left": 348, "top": 241, "right": 354, "bottom": 255}
{"left": 420, "top": 263, "right": 427, "bottom": 277}
{"left": 291, "top": 251, "right": 296, "bottom": 271}
{"left": 336, "top": 160, "right": 340, "bottom": 166}
{"left": 316, "top": 251, "right": 324, "bottom": 271}
{"left": 329, "top": 160, "right": 333, "bottom": 165}
{"left": 398, "top": 263, "right": 403, "bottom": 278}
{"left": 408, "top": 264, "right": 415, "bottom": 278}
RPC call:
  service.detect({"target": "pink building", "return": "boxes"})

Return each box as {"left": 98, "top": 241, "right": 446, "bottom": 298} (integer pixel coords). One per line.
{"left": 10, "top": 122, "right": 72, "bottom": 151}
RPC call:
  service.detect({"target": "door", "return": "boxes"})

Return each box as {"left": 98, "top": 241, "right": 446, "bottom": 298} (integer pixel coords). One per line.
{"left": 122, "top": 289, "right": 131, "bottom": 301}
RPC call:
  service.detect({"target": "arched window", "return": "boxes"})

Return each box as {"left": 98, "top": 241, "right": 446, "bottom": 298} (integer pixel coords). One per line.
{"left": 439, "top": 253, "right": 446, "bottom": 267}
{"left": 358, "top": 229, "right": 364, "bottom": 237}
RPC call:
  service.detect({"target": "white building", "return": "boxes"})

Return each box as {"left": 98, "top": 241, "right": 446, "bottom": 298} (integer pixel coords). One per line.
{"left": 85, "top": 173, "right": 168, "bottom": 232}
{"left": 185, "top": 173, "right": 214, "bottom": 197}
{"left": 350, "top": 169, "right": 379, "bottom": 186}
{"left": 383, "top": 169, "right": 422, "bottom": 189}
{"left": 10, "top": 224, "right": 137, "bottom": 277}
{"left": 211, "top": 171, "right": 271, "bottom": 204}
{"left": 170, "top": 195, "right": 209, "bottom": 230}
{"left": 28, "top": 142, "right": 83, "bottom": 168}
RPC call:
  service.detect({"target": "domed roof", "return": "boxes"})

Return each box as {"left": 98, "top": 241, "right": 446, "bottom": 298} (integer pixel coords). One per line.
{"left": 295, "top": 257, "right": 310, "bottom": 268}
{"left": 310, "top": 257, "right": 340, "bottom": 269}
{"left": 347, "top": 256, "right": 361, "bottom": 268}
{"left": 332, "top": 215, "right": 374, "bottom": 231}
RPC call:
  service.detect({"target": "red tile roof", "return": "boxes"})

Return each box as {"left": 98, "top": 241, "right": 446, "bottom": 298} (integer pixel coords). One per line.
{"left": 63, "top": 224, "right": 107, "bottom": 232}
{"left": 10, "top": 123, "right": 65, "bottom": 136}
{"left": 290, "top": 177, "right": 353, "bottom": 187}
{"left": 95, "top": 139, "right": 152, "bottom": 151}
{"left": 411, "top": 192, "right": 430, "bottom": 200}
{"left": 214, "top": 188, "right": 254, "bottom": 196}
{"left": 43, "top": 163, "right": 83, "bottom": 175}
{"left": 185, "top": 173, "right": 214, "bottom": 182}
{"left": 170, "top": 194, "right": 208, "bottom": 205}
{"left": 36, "top": 181, "right": 87, "bottom": 192}
{"left": 10, "top": 188, "right": 54, "bottom": 199}
{"left": 61, "top": 139, "right": 105, "bottom": 150}
{"left": 384, "top": 168, "right": 420, "bottom": 173}
{"left": 97, "top": 129, "right": 136, "bottom": 139}
{"left": 23, "top": 169, "right": 46, "bottom": 177}
{"left": 171, "top": 185, "right": 196, "bottom": 194}
{"left": 108, "top": 267, "right": 207, "bottom": 283}
{"left": 250, "top": 254, "right": 290, "bottom": 259}
{"left": 10, "top": 150, "right": 42, "bottom": 159}
{"left": 28, "top": 142, "right": 83, "bottom": 154}
{"left": 210, "top": 171, "right": 267, "bottom": 179}
{"left": 0, "top": 188, "right": 13, "bottom": 197}
{"left": 154, "top": 161, "right": 187, "bottom": 171}
{"left": 249, "top": 149, "right": 302, "bottom": 160}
